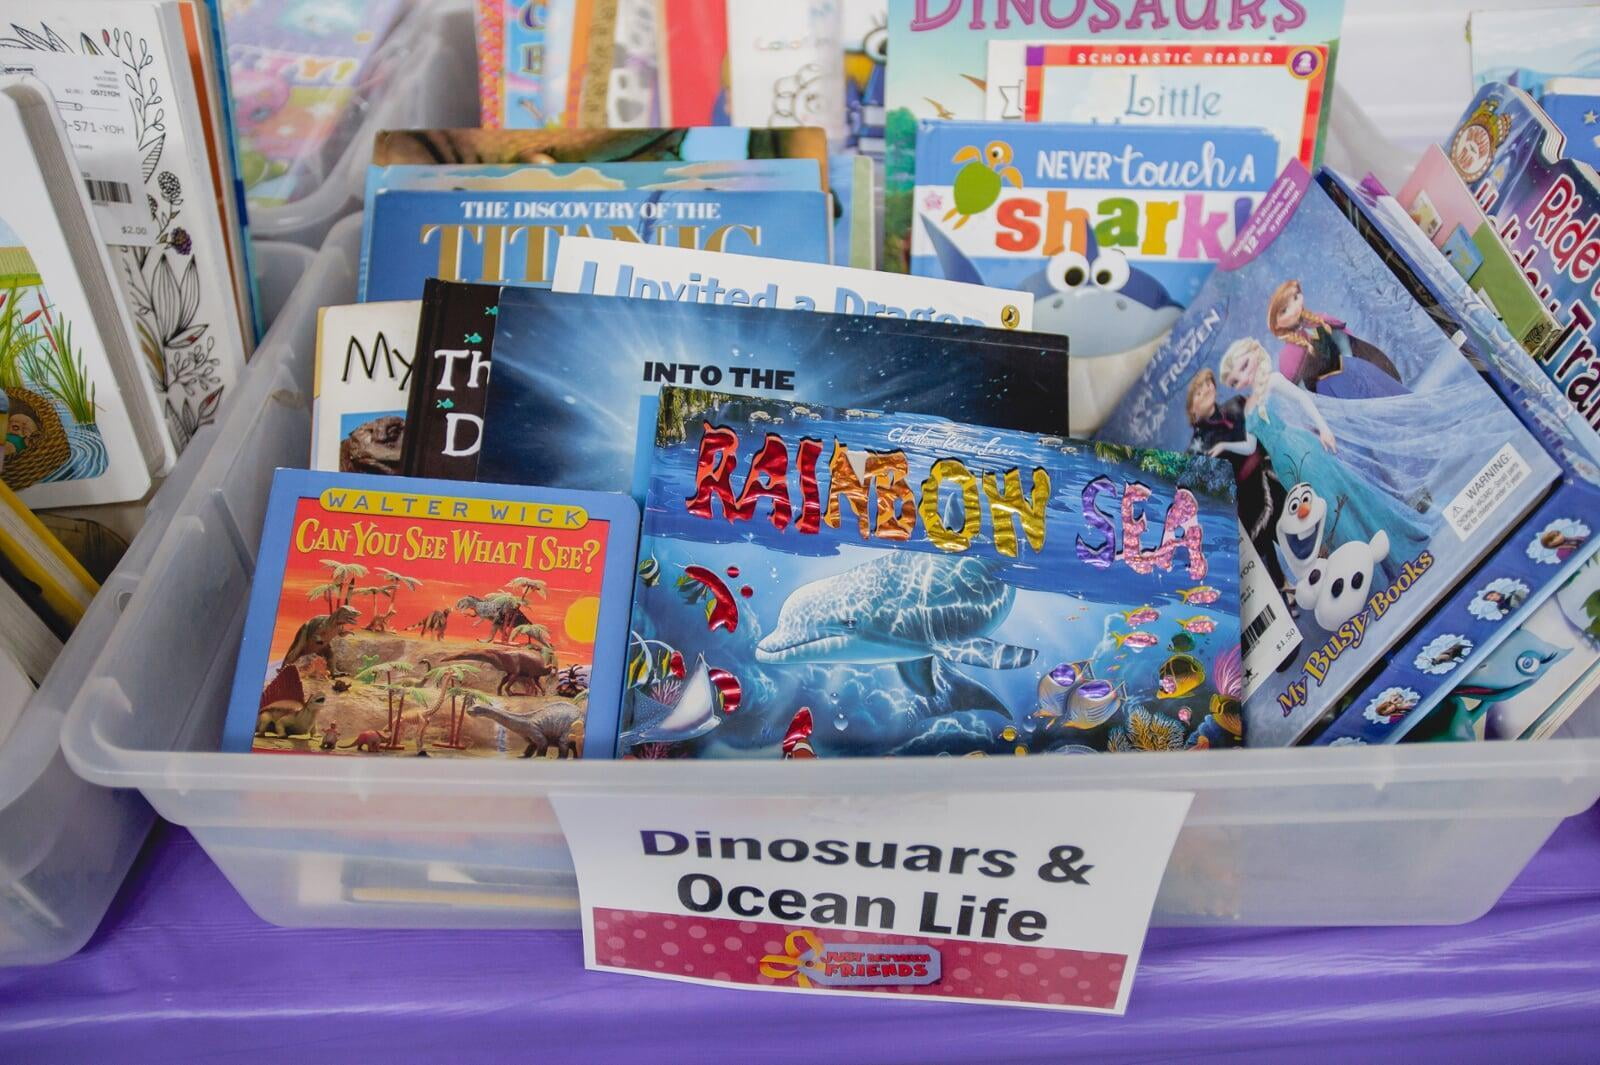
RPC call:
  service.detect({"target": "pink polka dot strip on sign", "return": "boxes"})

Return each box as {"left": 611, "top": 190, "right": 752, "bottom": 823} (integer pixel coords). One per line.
{"left": 592, "top": 908, "right": 1126, "bottom": 1010}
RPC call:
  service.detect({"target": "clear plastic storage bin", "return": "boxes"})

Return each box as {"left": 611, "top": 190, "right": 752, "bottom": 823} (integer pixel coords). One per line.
{"left": 243, "top": 0, "right": 480, "bottom": 249}
{"left": 59, "top": 142, "right": 1600, "bottom": 931}
{"left": 0, "top": 238, "right": 319, "bottom": 966}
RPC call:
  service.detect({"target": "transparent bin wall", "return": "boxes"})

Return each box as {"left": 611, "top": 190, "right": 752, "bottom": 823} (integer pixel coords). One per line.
{"left": 0, "top": 236, "right": 332, "bottom": 966}
{"left": 60, "top": 200, "right": 1600, "bottom": 931}
{"left": 244, "top": 0, "right": 480, "bottom": 248}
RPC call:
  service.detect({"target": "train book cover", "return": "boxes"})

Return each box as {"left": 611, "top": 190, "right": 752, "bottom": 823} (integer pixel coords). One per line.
{"left": 222, "top": 470, "right": 637, "bottom": 759}
{"left": 619, "top": 387, "right": 1244, "bottom": 760}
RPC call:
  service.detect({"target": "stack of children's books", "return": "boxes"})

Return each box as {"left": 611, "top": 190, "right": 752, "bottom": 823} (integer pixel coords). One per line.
{"left": 0, "top": 0, "right": 259, "bottom": 728}
{"left": 219, "top": 0, "right": 1600, "bottom": 767}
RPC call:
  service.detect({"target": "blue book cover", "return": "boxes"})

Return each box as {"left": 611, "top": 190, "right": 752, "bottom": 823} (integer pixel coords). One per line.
{"left": 1540, "top": 88, "right": 1600, "bottom": 170}
{"left": 910, "top": 120, "right": 1280, "bottom": 357}
{"left": 1097, "top": 161, "right": 1560, "bottom": 748}
{"left": 359, "top": 186, "right": 832, "bottom": 301}
{"left": 474, "top": 289, "right": 1072, "bottom": 498}
{"left": 222, "top": 469, "right": 639, "bottom": 759}
{"left": 1303, "top": 169, "right": 1600, "bottom": 746}
{"left": 618, "top": 388, "right": 1243, "bottom": 759}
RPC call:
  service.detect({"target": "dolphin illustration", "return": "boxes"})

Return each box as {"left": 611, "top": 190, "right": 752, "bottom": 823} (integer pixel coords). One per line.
{"left": 755, "top": 553, "right": 1037, "bottom": 720}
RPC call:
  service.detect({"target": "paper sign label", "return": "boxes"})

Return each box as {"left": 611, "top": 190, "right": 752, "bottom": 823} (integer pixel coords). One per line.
{"left": 2, "top": 54, "right": 154, "bottom": 246}
{"left": 552, "top": 788, "right": 1193, "bottom": 1013}
{"left": 1443, "top": 443, "right": 1531, "bottom": 540}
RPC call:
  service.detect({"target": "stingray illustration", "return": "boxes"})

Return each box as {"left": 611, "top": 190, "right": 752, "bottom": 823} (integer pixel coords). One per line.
{"left": 620, "top": 654, "right": 723, "bottom": 745}
{"left": 755, "top": 553, "right": 1037, "bottom": 720}
{"left": 920, "top": 216, "right": 1182, "bottom": 432}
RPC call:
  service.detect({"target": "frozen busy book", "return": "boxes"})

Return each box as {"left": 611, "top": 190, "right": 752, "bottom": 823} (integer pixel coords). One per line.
{"left": 358, "top": 185, "right": 832, "bottom": 301}
{"left": 617, "top": 387, "right": 1242, "bottom": 759}
{"left": 222, "top": 468, "right": 637, "bottom": 759}
{"left": 1300, "top": 169, "right": 1600, "bottom": 747}
{"left": 473, "top": 289, "right": 1072, "bottom": 497}
{"left": 1098, "top": 162, "right": 1558, "bottom": 747}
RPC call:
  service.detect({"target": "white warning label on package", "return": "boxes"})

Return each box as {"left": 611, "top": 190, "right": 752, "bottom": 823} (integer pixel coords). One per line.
{"left": 1237, "top": 524, "right": 1301, "bottom": 699}
{"left": 1443, "top": 444, "right": 1532, "bottom": 541}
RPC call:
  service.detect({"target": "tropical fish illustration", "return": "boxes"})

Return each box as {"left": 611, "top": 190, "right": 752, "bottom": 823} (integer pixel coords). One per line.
{"left": 1157, "top": 654, "right": 1205, "bottom": 699}
{"left": 638, "top": 556, "right": 661, "bottom": 587}
{"left": 678, "top": 565, "right": 740, "bottom": 632}
{"left": 755, "top": 553, "right": 1037, "bottom": 720}
{"left": 1033, "top": 660, "right": 1123, "bottom": 729}
{"left": 782, "top": 707, "right": 816, "bottom": 759}
{"left": 621, "top": 655, "right": 738, "bottom": 745}
{"left": 1122, "top": 606, "right": 1159, "bottom": 626}
{"left": 1179, "top": 615, "right": 1216, "bottom": 634}
{"left": 1112, "top": 631, "right": 1159, "bottom": 650}
{"left": 1168, "top": 633, "right": 1195, "bottom": 653}
{"left": 1178, "top": 586, "right": 1221, "bottom": 605}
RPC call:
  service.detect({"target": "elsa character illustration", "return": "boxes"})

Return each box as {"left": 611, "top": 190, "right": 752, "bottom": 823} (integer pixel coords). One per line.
{"left": 1216, "top": 338, "right": 1432, "bottom": 573}
{"left": 1268, "top": 280, "right": 1408, "bottom": 400}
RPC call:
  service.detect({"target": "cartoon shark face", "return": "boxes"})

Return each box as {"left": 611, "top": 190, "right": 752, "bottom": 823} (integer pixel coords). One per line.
{"left": 1025, "top": 249, "right": 1183, "bottom": 357}
{"left": 918, "top": 216, "right": 1181, "bottom": 359}
{"left": 1275, "top": 483, "right": 1328, "bottom": 583}
{"left": 1295, "top": 530, "right": 1389, "bottom": 632}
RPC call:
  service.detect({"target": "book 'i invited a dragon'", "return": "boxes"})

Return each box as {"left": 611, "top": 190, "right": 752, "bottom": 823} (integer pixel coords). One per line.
{"left": 617, "top": 388, "right": 1243, "bottom": 760}
{"left": 222, "top": 469, "right": 637, "bottom": 760}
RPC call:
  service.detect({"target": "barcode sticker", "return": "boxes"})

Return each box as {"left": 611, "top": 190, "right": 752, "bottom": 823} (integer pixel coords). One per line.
{"left": 2, "top": 53, "right": 154, "bottom": 246}
{"left": 1236, "top": 527, "right": 1301, "bottom": 701}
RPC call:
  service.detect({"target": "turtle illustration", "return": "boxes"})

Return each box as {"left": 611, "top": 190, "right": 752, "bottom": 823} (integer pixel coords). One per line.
{"left": 943, "top": 140, "right": 1024, "bottom": 230}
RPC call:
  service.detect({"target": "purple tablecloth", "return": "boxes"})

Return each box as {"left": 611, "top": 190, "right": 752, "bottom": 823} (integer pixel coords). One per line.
{"left": 5, "top": 809, "right": 1600, "bottom": 1063}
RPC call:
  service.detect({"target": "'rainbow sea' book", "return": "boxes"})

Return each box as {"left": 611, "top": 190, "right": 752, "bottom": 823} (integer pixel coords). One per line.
{"left": 222, "top": 469, "right": 637, "bottom": 759}
{"left": 617, "top": 387, "right": 1243, "bottom": 759}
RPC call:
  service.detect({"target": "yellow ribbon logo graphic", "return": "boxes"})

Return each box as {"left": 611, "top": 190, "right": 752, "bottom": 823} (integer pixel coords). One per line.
{"left": 758, "top": 929, "right": 827, "bottom": 988}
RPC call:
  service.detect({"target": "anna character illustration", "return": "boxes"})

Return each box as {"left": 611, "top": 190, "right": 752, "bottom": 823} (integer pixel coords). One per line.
{"left": 1268, "top": 281, "right": 1408, "bottom": 400}
{"left": 1216, "top": 339, "right": 1432, "bottom": 572}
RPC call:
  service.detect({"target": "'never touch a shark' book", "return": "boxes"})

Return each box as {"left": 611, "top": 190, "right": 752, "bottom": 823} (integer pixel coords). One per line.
{"left": 617, "top": 388, "right": 1243, "bottom": 759}
{"left": 222, "top": 469, "right": 638, "bottom": 759}
{"left": 1098, "top": 161, "right": 1559, "bottom": 747}
{"left": 474, "top": 289, "right": 1073, "bottom": 497}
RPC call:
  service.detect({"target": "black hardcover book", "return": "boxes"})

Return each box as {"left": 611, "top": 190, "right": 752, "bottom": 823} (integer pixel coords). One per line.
{"left": 476, "top": 290, "right": 1074, "bottom": 496}
{"left": 399, "top": 280, "right": 503, "bottom": 480}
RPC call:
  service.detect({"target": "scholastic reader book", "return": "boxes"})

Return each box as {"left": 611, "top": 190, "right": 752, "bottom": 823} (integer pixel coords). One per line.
{"left": 618, "top": 388, "right": 1242, "bottom": 759}
{"left": 358, "top": 185, "right": 832, "bottom": 301}
{"left": 1097, "top": 162, "right": 1557, "bottom": 748}
{"left": 400, "top": 280, "right": 502, "bottom": 482}
{"left": 1295, "top": 169, "right": 1600, "bottom": 747}
{"left": 549, "top": 236, "right": 1034, "bottom": 329}
{"left": 0, "top": 2, "right": 251, "bottom": 452}
{"left": 1443, "top": 83, "right": 1600, "bottom": 431}
{"left": 475, "top": 289, "right": 1073, "bottom": 497}
{"left": 881, "top": 0, "right": 1346, "bottom": 270}
{"left": 221, "top": 469, "right": 638, "bottom": 759}
{"left": 982, "top": 40, "right": 1331, "bottom": 170}
{"left": 312, "top": 301, "right": 420, "bottom": 475}
{"left": 0, "top": 79, "right": 162, "bottom": 509}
